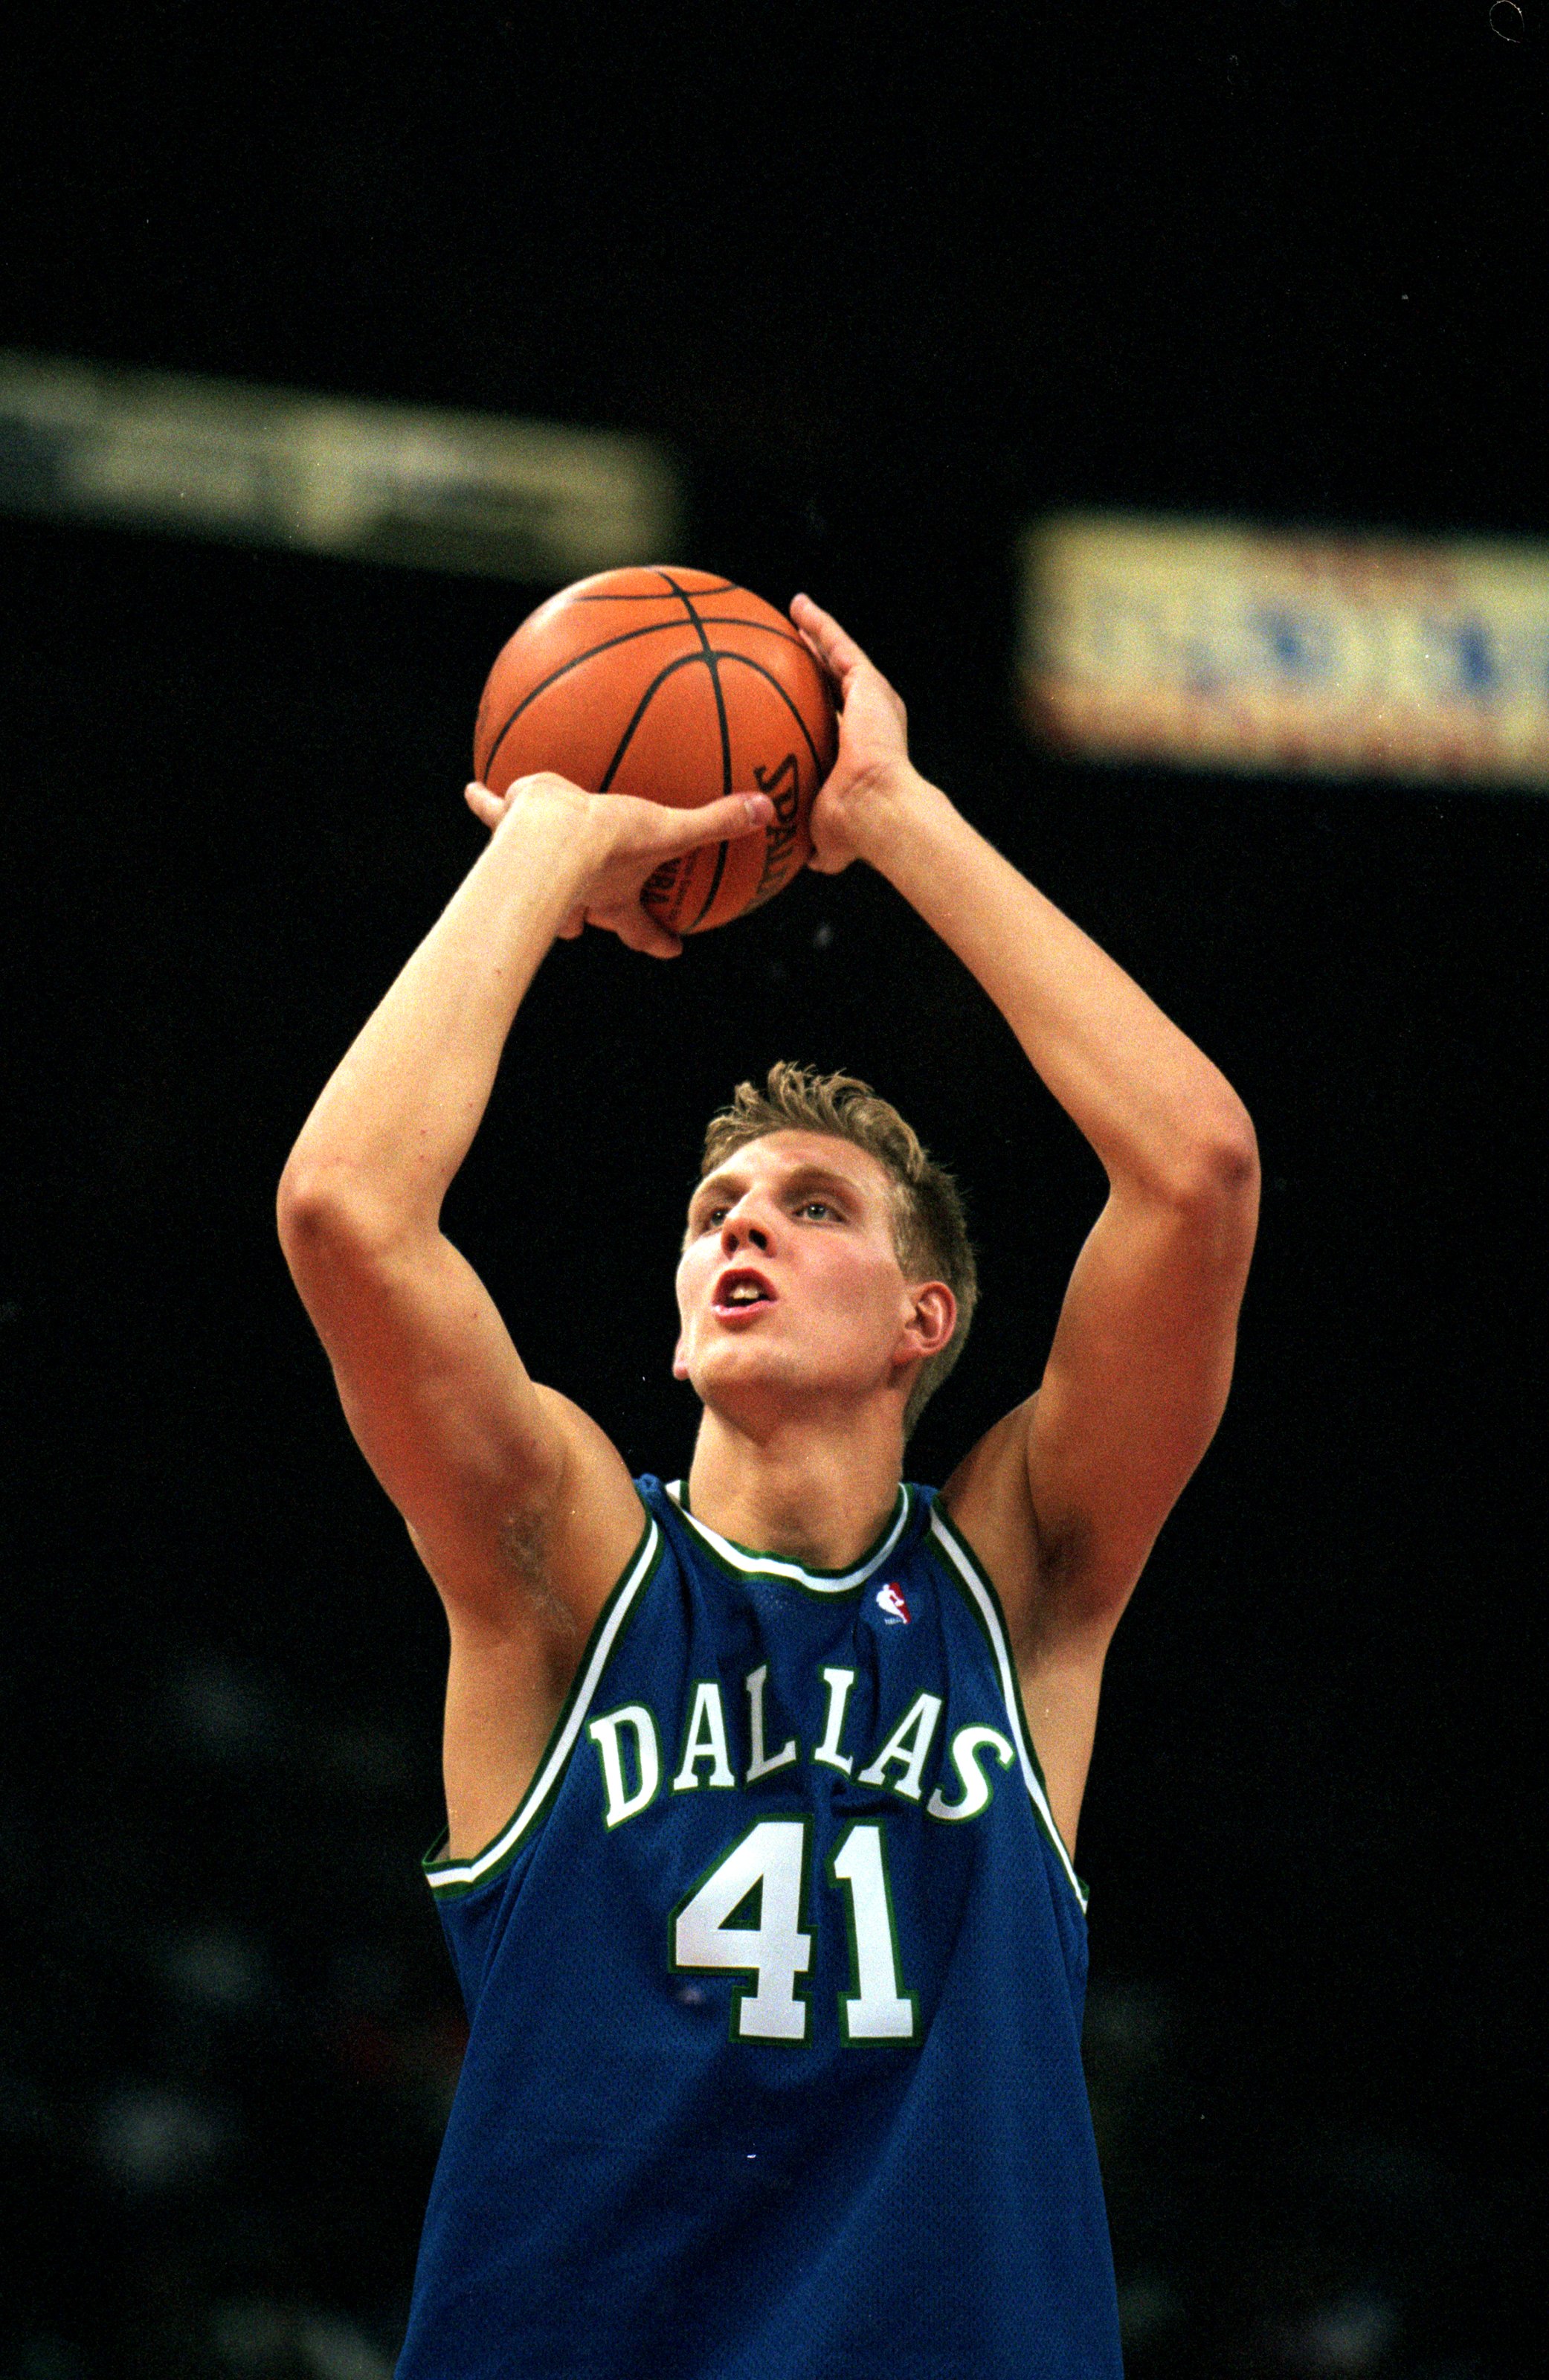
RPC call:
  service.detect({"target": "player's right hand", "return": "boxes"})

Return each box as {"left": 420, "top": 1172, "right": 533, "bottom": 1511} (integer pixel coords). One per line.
{"left": 465, "top": 774, "right": 774, "bottom": 957}
{"left": 789, "top": 595, "right": 915, "bottom": 875}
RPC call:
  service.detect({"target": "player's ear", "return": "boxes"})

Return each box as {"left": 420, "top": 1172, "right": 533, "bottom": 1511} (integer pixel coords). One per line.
{"left": 672, "top": 1335, "right": 691, "bottom": 1382}
{"left": 904, "top": 1283, "right": 956, "bottom": 1360}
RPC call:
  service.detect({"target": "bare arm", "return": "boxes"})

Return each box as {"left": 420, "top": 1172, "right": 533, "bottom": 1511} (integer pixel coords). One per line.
{"left": 792, "top": 596, "right": 1258, "bottom": 1843}
{"left": 278, "top": 773, "right": 771, "bottom": 1850}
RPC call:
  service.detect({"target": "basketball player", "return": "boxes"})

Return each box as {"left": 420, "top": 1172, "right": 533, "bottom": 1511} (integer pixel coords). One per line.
{"left": 278, "top": 594, "right": 1258, "bottom": 2378}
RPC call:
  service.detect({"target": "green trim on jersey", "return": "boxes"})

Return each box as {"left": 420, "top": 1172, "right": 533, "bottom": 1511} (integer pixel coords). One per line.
{"left": 925, "top": 1504, "right": 1089, "bottom": 1914}
{"left": 666, "top": 1480, "right": 914, "bottom": 1595}
{"left": 424, "top": 1509, "right": 664, "bottom": 1900}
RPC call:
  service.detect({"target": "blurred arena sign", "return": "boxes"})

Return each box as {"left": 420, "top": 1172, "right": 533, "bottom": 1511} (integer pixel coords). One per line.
{"left": 0, "top": 350, "right": 679, "bottom": 578}
{"left": 1019, "top": 512, "right": 1549, "bottom": 791}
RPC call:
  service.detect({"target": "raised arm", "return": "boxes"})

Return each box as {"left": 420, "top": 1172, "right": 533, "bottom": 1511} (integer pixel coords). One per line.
{"left": 791, "top": 596, "right": 1258, "bottom": 1844}
{"left": 277, "top": 773, "right": 771, "bottom": 1850}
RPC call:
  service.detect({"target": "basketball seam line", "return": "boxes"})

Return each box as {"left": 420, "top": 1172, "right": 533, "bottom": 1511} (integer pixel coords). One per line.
{"left": 595, "top": 649, "right": 716, "bottom": 794}
{"left": 571, "top": 582, "right": 739, "bottom": 601}
{"left": 477, "top": 614, "right": 804, "bottom": 785}
{"left": 585, "top": 642, "right": 823, "bottom": 813}
{"left": 660, "top": 572, "right": 733, "bottom": 931}
{"left": 714, "top": 651, "right": 826, "bottom": 773}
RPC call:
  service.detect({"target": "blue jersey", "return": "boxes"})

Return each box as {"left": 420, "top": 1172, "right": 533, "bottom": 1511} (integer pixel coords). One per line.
{"left": 397, "top": 1477, "right": 1121, "bottom": 2380}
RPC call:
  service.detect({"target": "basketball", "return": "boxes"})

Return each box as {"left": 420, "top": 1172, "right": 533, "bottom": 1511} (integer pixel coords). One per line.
{"left": 474, "top": 567, "right": 839, "bottom": 933}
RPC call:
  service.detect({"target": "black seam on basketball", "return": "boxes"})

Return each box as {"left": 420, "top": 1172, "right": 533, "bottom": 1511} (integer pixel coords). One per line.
{"left": 596, "top": 649, "right": 713, "bottom": 791}
{"left": 572, "top": 595, "right": 805, "bottom": 649}
{"left": 661, "top": 576, "right": 735, "bottom": 796}
{"left": 571, "top": 582, "right": 740, "bottom": 601}
{"left": 700, "top": 617, "right": 807, "bottom": 648}
{"left": 574, "top": 608, "right": 807, "bottom": 649}
{"left": 686, "top": 840, "right": 732, "bottom": 931}
{"left": 660, "top": 575, "right": 735, "bottom": 931}
{"left": 558, "top": 607, "right": 808, "bottom": 652}
{"left": 714, "top": 652, "right": 827, "bottom": 771}
{"left": 479, "top": 617, "right": 705, "bottom": 782}
{"left": 479, "top": 598, "right": 812, "bottom": 779}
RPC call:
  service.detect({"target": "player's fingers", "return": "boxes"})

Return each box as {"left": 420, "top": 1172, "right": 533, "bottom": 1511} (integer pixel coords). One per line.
{"left": 793, "top": 623, "right": 834, "bottom": 683}
{"left": 602, "top": 904, "right": 683, "bottom": 959}
{"left": 645, "top": 791, "right": 773, "bottom": 855}
{"left": 790, "top": 594, "right": 869, "bottom": 681}
{"left": 465, "top": 781, "right": 508, "bottom": 829}
{"left": 805, "top": 845, "right": 855, "bottom": 876}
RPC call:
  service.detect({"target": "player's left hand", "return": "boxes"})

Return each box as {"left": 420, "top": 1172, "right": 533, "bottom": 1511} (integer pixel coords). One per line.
{"left": 464, "top": 774, "right": 773, "bottom": 957}
{"left": 790, "top": 594, "right": 915, "bottom": 874}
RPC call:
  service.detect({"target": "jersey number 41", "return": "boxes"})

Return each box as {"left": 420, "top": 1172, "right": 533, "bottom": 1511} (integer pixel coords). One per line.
{"left": 672, "top": 1817, "right": 917, "bottom": 2045}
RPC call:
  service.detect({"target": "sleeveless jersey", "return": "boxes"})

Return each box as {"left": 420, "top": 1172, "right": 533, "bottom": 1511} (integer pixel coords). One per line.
{"left": 396, "top": 1478, "right": 1122, "bottom": 2380}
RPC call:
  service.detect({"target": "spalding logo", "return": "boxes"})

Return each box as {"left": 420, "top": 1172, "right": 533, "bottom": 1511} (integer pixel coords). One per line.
{"left": 875, "top": 1583, "right": 911, "bottom": 1626}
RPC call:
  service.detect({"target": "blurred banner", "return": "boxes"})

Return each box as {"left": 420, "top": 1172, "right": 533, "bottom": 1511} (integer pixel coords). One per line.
{"left": 0, "top": 351, "right": 680, "bottom": 579}
{"left": 1019, "top": 512, "right": 1549, "bottom": 791}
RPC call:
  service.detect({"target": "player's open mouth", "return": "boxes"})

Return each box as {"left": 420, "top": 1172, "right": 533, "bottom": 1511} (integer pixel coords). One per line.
{"left": 712, "top": 1267, "right": 776, "bottom": 1319}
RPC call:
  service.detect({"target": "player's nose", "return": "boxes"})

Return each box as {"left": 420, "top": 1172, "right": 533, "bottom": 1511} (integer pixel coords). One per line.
{"left": 719, "top": 1199, "right": 773, "bottom": 1255}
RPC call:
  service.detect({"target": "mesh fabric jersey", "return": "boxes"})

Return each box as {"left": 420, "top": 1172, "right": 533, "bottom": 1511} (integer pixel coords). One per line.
{"left": 396, "top": 1477, "right": 1122, "bottom": 2380}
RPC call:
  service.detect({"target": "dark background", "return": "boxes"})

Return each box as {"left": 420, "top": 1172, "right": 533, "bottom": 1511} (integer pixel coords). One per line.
{"left": 2, "top": 5, "right": 1545, "bottom": 2376}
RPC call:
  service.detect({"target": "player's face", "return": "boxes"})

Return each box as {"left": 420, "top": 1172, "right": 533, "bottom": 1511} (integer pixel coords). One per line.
{"left": 674, "top": 1131, "right": 936, "bottom": 1421}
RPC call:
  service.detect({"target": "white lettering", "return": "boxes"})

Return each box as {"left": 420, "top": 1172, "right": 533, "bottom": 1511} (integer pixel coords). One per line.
{"left": 672, "top": 1681, "right": 736, "bottom": 1791}
{"left": 830, "top": 1821, "right": 917, "bottom": 2040}
{"left": 744, "top": 1665, "right": 798, "bottom": 1781}
{"left": 812, "top": 1667, "right": 858, "bottom": 1774}
{"left": 926, "top": 1723, "right": 1015, "bottom": 1821}
{"left": 674, "top": 1820, "right": 811, "bottom": 2040}
{"left": 857, "top": 1692, "right": 944, "bottom": 1803}
{"left": 587, "top": 1703, "right": 660, "bottom": 1827}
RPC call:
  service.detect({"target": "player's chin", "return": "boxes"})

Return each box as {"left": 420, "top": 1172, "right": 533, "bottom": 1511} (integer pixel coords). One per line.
{"left": 697, "top": 1345, "right": 876, "bottom": 1419}
{"left": 689, "top": 1334, "right": 781, "bottom": 1379}
{"left": 684, "top": 1337, "right": 795, "bottom": 1399}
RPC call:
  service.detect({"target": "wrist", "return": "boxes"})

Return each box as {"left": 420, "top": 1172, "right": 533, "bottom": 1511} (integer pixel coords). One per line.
{"left": 845, "top": 763, "right": 956, "bottom": 874}
{"left": 490, "top": 776, "right": 614, "bottom": 888}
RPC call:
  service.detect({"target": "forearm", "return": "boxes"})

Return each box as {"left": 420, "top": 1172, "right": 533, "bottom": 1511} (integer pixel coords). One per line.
{"left": 860, "top": 768, "right": 1255, "bottom": 1197}
{"left": 281, "top": 790, "right": 604, "bottom": 1236}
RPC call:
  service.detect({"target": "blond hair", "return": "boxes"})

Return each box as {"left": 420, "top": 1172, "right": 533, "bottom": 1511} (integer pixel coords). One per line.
{"left": 698, "top": 1062, "right": 978, "bottom": 1435}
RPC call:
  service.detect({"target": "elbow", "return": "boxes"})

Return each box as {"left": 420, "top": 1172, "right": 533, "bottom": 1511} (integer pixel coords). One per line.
{"left": 276, "top": 1155, "right": 404, "bottom": 1273}
{"left": 276, "top": 1157, "right": 343, "bottom": 1270}
{"left": 1165, "top": 1096, "right": 1260, "bottom": 1223}
{"left": 1204, "top": 1098, "right": 1260, "bottom": 1197}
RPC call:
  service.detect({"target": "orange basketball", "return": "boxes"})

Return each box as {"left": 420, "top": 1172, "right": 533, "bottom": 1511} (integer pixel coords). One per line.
{"left": 473, "top": 566, "right": 838, "bottom": 933}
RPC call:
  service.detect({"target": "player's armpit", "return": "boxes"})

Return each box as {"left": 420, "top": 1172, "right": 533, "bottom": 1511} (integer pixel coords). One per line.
{"left": 936, "top": 1429, "right": 1104, "bottom": 1858}
{"left": 277, "top": 1191, "right": 643, "bottom": 1633}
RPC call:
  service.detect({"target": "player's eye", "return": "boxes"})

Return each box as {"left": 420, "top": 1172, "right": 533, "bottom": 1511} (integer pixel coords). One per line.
{"left": 798, "top": 1199, "right": 840, "bottom": 1221}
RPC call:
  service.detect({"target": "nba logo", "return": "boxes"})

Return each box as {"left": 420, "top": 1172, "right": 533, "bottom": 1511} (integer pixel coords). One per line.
{"left": 875, "top": 1583, "right": 910, "bottom": 1626}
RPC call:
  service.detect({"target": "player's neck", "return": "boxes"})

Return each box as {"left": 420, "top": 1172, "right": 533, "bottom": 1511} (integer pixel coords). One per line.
{"left": 684, "top": 1403, "right": 906, "bottom": 1573}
